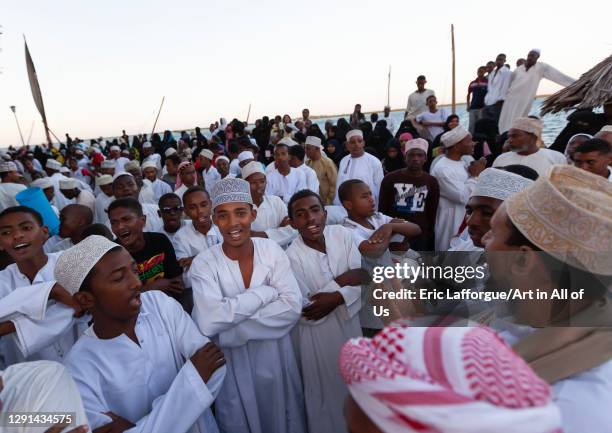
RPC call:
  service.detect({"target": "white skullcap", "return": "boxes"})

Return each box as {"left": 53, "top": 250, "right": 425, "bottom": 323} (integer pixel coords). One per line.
{"left": 141, "top": 161, "right": 157, "bottom": 170}
{"left": 95, "top": 174, "right": 113, "bottom": 186}
{"left": 30, "top": 178, "right": 54, "bottom": 189}
{"left": 142, "top": 141, "right": 152, "bottom": 149}
{"left": 511, "top": 117, "right": 543, "bottom": 137}
{"left": 165, "top": 148, "right": 177, "bottom": 157}
{"left": 305, "top": 136, "right": 323, "bottom": 149}
{"left": 238, "top": 151, "right": 254, "bottom": 162}
{"left": 59, "top": 179, "right": 77, "bottom": 190}
{"left": 278, "top": 137, "right": 298, "bottom": 147}
{"left": 100, "top": 160, "right": 116, "bottom": 169}
{"left": 54, "top": 235, "right": 120, "bottom": 294}
{"left": 109, "top": 145, "right": 120, "bottom": 152}
{"left": 441, "top": 125, "right": 470, "bottom": 148}
{"left": 46, "top": 159, "right": 62, "bottom": 170}
{"left": 60, "top": 167, "right": 70, "bottom": 174}
{"left": 599, "top": 125, "right": 612, "bottom": 133}
{"left": 199, "top": 149, "right": 214, "bottom": 160}
{"left": 0, "top": 161, "right": 18, "bottom": 173}
{"left": 404, "top": 138, "right": 429, "bottom": 154}
{"left": 471, "top": 168, "right": 534, "bottom": 201}
{"left": 124, "top": 160, "right": 140, "bottom": 171}
{"left": 530, "top": 48, "right": 541, "bottom": 55}
{"left": 112, "top": 172, "right": 134, "bottom": 182}
{"left": 211, "top": 177, "right": 253, "bottom": 210}
{"left": 345, "top": 129, "right": 363, "bottom": 141}
{"left": 241, "top": 161, "right": 265, "bottom": 180}
{"left": 216, "top": 156, "right": 229, "bottom": 164}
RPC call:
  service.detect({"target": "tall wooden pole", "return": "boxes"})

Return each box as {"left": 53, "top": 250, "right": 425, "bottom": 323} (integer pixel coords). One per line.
{"left": 451, "top": 24, "right": 456, "bottom": 113}
{"left": 10, "top": 106, "right": 26, "bottom": 147}
{"left": 151, "top": 96, "right": 165, "bottom": 136}
{"left": 387, "top": 65, "right": 391, "bottom": 107}
{"left": 246, "top": 103, "right": 252, "bottom": 124}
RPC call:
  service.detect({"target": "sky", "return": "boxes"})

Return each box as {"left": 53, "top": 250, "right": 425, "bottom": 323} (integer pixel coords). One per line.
{"left": 1, "top": 0, "right": 611, "bottom": 147}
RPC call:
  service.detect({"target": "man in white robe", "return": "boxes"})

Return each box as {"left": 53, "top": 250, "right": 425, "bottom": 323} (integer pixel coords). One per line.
{"left": 60, "top": 236, "right": 226, "bottom": 433}
{"left": 44, "top": 159, "right": 74, "bottom": 210}
{"left": 288, "top": 145, "right": 320, "bottom": 193}
{"left": 93, "top": 175, "right": 114, "bottom": 228}
{"left": 112, "top": 173, "right": 163, "bottom": 233}
{"left": 498, "top": 49, "right": 575, "bottom": 133}
{"left": 266, "top": 143, "right": 308, "bottom": 204}
{"left": 141, "top": 141, "right": 162, "bottom": 173}
{"left": 0, "top": 162, "right": 26, "bottom": 212}
{"left": 190, "top": 177, "right": 306, "bottom": 433}
{"left": 199, "top": 149, "right": 221, "bottom": 194}
{"left": 286, "top": 190, "right": 362, "bottom": 433}
{"left": 333, "top": 130, "right": 384, "bottom": 209}
{"left": 242, "top": 162, "right": 297, "bottom": 248}
{"left": 108, "top": 145, "right": 130, "bottom": 173}
{"left": 430, "top": 126, "right": 485, "bottom": 251}
{"left": 142, "top": 161, "right": 172, "bottom": 200}
{"left": 0, "top": 207, "right": 85, "bottom": 368}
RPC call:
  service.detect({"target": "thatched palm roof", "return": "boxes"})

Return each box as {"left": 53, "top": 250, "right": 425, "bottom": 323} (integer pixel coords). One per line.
{"left": 541, "top": 55, "right": 612, "bottom": 115}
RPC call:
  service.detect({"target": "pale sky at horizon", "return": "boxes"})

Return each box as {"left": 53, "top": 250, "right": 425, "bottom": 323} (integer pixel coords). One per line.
{"left": 1, "top": 0, "right": 611, "bottom": 147}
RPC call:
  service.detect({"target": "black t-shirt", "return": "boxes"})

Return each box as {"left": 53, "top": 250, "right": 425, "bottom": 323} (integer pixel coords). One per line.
{"left": 129, "top": 232, "right": 182, "bottom": 284}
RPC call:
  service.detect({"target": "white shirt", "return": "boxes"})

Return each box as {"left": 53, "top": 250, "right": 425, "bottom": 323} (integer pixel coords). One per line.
{"left": 484, "top": 66, "right": 512, "bottom": 106}
{"left": 265, "top": 167, "right": 308, "bottom": 204}
{"left": 202, "top": 166, "right": 221, "bottom": 194}
{"left": 142, "top": 203, "right": 164, "bottom": 233}
{"left": 406, "top": 89, "right": 435, "bottom": 118}
{"left": 252, "top": 195, "right": 297, "bottom": 248}
{"left": 334, "top": 152, "right": 384, "bottom": 208}
{"left": 94, "top": 192, "right": 114, "bottom": 227}
{"left": 0, "top": 253, "right": 86, "bottom": 367}
{"left": 295, "top": 164, "right": 320, "bottom": 193}
{"left": 383, "top": 114, "right": 397, "bottom": 135}
{"left": 174, "top": 223, "right": 222, "bottom": 260}
{"left": 190, "top": 238, "right": 305, "bottom": 433}
{"left": 149, "top": 178, "right": 173, "bottom": 200}
{"left": 112, "top": 156, "right": 130, "bottom": 173}
{"left": 0, "top": 182, "right": 26, "bottom": 212}
{"left": 64, "top": 291, "right": 225, "bottom": 433}
{"left": 492, "top": 148, "right": 567, "bottom": 177}
{"left": 416, "top": 108, "right": 450, "bottom": 140}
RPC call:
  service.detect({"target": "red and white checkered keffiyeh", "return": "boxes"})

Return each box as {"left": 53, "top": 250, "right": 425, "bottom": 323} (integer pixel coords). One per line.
{"left": 340, "top": 324, "right": 562, "bottom": 433}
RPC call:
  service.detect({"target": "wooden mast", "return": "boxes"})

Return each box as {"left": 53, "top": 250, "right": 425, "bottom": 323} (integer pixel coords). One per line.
{"left": 451, "top": 24, "right": 456, "bottom": 113}
{"left": 151, "top": 96, "right": 165, "bottom": 136}
{"left": 387, "top": 65, "right": 391, "bottom": 107}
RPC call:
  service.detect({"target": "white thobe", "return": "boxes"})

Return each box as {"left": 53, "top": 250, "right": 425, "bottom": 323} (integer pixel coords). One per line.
{"left": 76, "top": 155, "right": 90, "bottom": 169}
{"left": 405, "top": 89, "right": 435, "bottom": 118}
{"left": 0, "top": 182, "right": 26, "bottom": 212}
{"left": 333, "top": 153, "right": 384, "bottom": 208}
{"left": 252, "top": 195, "right": 297, "bottom": 248}
{"left": 324, "top": 205, "right": 348, "bottom": 225}
{"left": 492, "top": 149, "right": 567, "bottom": 177}
{"left": 150, "top": 178, "right": 173, "bottom": 200}
{"left": 70, "top": 168, "right": 90, "bottom": 187}
{"left": 174, "top": 223, "right": 222, "bottom": 260}
{"left": 430, "top": 156, "right": 477, "bottom": 251}
{"left": 0, "top": 253, "right": 86, "bottom": 367}
{"left": 229, "top": 158, "right": 241, "bottom": 177}
{"left": 498, "top": 62, "right": 575, "bottom": 132}
{"left": 191, "top": 238, "right": 306, "bottom": 433}
{"left": 139, "top": 180, "right": 157, "bottom": 205}
{"left": 112, "top": 156, "right": 131, "bottom": 173}
{"left": 295, "top": 164, "right": 320, "bottom": 194}
{"left": 64, "top": 291, "right": 225, "bottom": 433}
{"left": 286, "top": 225, "right": 361, "bottom": 433}
{"left": 94, "top": 192, "right": 114, "bottom": 227}
{"left": 160, "top": 220, "right": 188, "bottom": 253}
{"left": 0, "top": 360, "right": 89, "bottom": 433}
{"left": 142, "top": 203, "right": 164, "bottom": 233}
{"left": 203, "top": 166, "right": 221, "bottom": 195}
{"left": 49, "top": 173, "right": 75, "bottom": 210}
{"left": 484, "top": 67, "right": 512, "bottom": 106}
{"left": 265, "top": 168, "right": 308, "bottom": 204}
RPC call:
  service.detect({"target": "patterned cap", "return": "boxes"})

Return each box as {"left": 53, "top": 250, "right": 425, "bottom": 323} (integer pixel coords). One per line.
{"left": 54, "top": 235, "right": 120, "bottom": 294}
{"left": 199, "top": 149, "right": 214, "bottom": 160}
{"left": 124, "top": 160, "right": 140, "bottom": 171}
{"left": 45, "top": 159, "right": 62, "bottom": 170}
{"left": 241, "top": 161, "right": 265, "bottom": 180}
{"left": 95, "top": 175, "right": 113, "bottom": 187}
{"left": 100, "top": 160, "right": 116, "bottom": 169}
{"left": 211, "top": 177, "right": 253, "bottom": 210}
{"left": 441, "top": 125, "right": 470, "bottom": 148}
{"left": 471, "top": 168, "right": 533, "bottom": 201}
{"left": 59, "top": 179, "right": 77, "bottom": 190}
{"left": 506, "top": 165, "right": 612, "bottom": 275}
{"left": 511, "top": 117, "right": 543, "bottom": 137}
{"left": 0, "top": 161, "right": 17, "bottom": 173}
{"left": 305, "top": 136, "right": 323, "bottom": 149}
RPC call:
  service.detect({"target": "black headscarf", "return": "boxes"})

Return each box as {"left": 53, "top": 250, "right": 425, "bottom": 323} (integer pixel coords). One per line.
{"left": 382, "top": 139, "right": 406, "bottom": 173}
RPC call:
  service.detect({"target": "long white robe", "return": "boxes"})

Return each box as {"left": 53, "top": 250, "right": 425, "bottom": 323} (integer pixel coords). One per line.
{"left": 430, "top": 156, "right": 477, "bottom": 251}
{"left": 295, "top": 164, "right": 320, "bottom": 194}
{"left": 333, "top": 153, "right": 384, "bottom": 208}
{"left": 139, "top": 180, "right": 157, "bottom": 205}
{"left": 203, "top": 166, "right": 221, "bottom": 195}
{"left": 142, "top": 203, "right": 164, "bottom": 233}
{"left": 252, "top": 195, "right": 297, "bottom": 248}
{"left": 265, "top": 168, "right": 308, "bottom": 204}
{"left": 498, "top": 62, "right": 575, "bottom": 133}
{"left": 0, "top": 253, "right": 86, "bottom": 367}
{"left": 150, "top": 178, "right": 173, "bottom": 200}
{"left": 0, "top": 360, "right": 89, "bottom": 433}
{"left": 190, "top": 238, "right": 306, "bottom": 433}
{"left": 94, "top": 192, "right": 114, "bottom": 227}
{"left": 492, "top": 148, "right": 567, "bottom": 177}
{"left": 174, "top": 223, "right": 222, "bottom": 260}
{"left": 286, "top": 225, "right": 361, "bottom": 433}
{"left": 0, "top": 182, "right": 26, "bottom": 212}
{"left": 64, "top": 291, "right": 225, "bottom": 433}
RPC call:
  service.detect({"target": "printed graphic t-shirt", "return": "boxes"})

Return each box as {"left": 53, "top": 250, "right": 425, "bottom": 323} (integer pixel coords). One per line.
{"left": 130, "top": 232, "right": 183, "bottom": 283}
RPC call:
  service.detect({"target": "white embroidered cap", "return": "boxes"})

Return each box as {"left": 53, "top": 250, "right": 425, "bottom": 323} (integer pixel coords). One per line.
{"left": 211, "top": 177, "right": 253, "bottom": 210}
{"left": 471, "top": 168, "right": 534, "bottom": 201}
{"left": 241, "top": 161, "right": 265, "bottom": 180}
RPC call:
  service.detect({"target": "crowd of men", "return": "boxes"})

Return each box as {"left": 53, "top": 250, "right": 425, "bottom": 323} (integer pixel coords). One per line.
{"left": 0, "top": 48, "right": 611, "bottom": 433}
